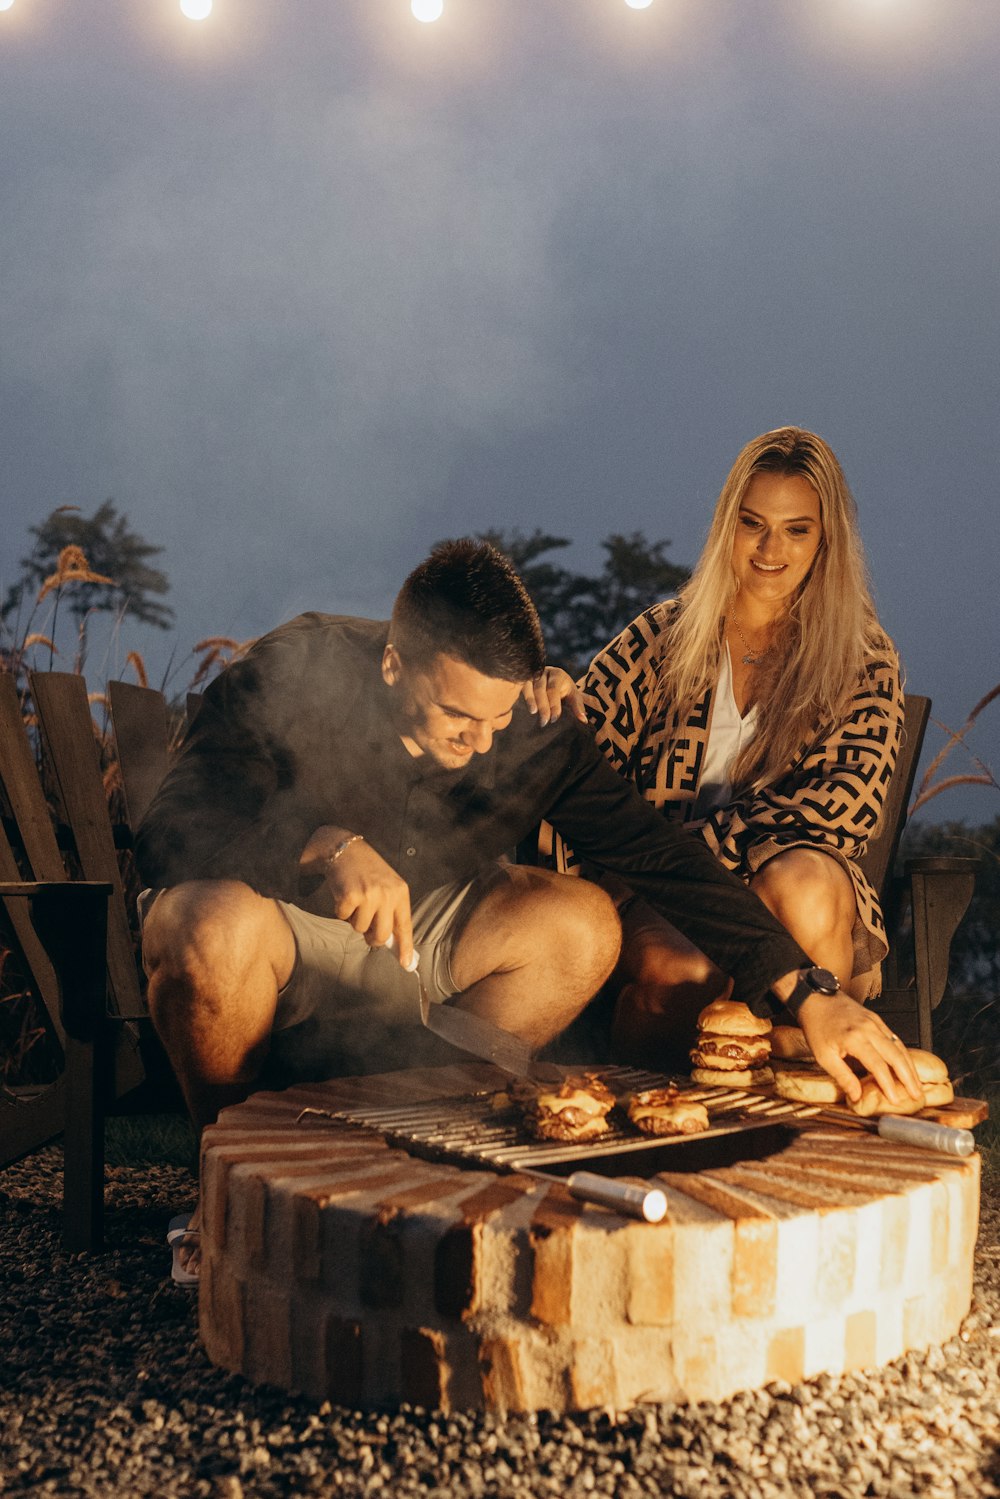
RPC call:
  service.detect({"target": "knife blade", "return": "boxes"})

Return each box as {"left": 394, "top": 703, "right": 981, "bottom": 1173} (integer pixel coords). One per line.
{"left": 386, "top": 935, "right": 542, "bottom": 1079}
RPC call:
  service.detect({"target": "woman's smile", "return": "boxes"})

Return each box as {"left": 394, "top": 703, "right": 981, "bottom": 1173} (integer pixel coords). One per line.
{"left": 732, "top": 471, "right": 823, "bottom": 608}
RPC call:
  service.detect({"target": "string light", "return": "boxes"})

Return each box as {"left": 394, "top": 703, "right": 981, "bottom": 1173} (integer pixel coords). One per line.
{"left": 180, "top": 0, "right": 213, "bottom": 18}
{"left": 411, "top": 0, "right": 444, "bottom": 21}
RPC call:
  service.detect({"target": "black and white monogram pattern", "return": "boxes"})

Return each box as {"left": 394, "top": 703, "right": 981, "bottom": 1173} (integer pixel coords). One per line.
{"left": 575, "top": 601, "right": 906, "bottom": 983}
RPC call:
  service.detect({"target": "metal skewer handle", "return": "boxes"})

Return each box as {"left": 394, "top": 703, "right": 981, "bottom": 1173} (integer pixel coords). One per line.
{"left": 877, "top": 1115, "right": 975, "bottom": 1156}
{"left": 564, "top": 1171, "right": 668, "bottom": 1223}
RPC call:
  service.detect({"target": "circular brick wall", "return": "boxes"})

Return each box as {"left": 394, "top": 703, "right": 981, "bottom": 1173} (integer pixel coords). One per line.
{"left": 198, "top": 1063, "right": 980, "bottom": 1413}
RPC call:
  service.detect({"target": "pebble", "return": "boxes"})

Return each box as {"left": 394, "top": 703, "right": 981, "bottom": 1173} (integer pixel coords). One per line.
{"left": 2, "top": 1148, "right": 1000, "bottom": 1497}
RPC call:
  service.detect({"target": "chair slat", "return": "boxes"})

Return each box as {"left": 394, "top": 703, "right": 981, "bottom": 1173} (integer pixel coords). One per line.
{"left": 29, "top": 673, "right": 144, "bottom": 1053}
{"left": 857, "top": 693, "right": 931, "bottom": 900}
{"left": 108, "top": 680, "right": 171, "bottom": 829}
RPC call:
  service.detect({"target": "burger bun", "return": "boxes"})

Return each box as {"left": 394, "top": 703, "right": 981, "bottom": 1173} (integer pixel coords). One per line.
{"left": 696, "top": 1000, "right": 772, "bottom": 1038}
{"left": 773, "top": 1068, "right": 845, "bottom": 1105}
{"left": 849, "top": 1077, "right": 926, "bottom": 1118}
{"left": 905, "top": 1049, "right": 950, "bottom": 1085}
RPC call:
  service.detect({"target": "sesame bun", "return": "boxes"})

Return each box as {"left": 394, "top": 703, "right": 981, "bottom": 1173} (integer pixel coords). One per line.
{"left": 696, "top": 1000, "right": 772, "bottom": 1038}
{"left": 849, "top": 1077, "right": 925, "bottom": 1118}
{"left": 773, "top": 1068, "right": 845, "bottom": 1105}
{"left": 770, "top": 1026, "right": 814, "bottom": 1060}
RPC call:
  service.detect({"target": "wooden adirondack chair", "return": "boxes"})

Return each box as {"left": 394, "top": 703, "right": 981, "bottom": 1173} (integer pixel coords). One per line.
{"left": 0, "top": 671, "right": 150, "bottom": 1248}
{"left": 864, "top": 696, "right": 977, "bottom": 1048}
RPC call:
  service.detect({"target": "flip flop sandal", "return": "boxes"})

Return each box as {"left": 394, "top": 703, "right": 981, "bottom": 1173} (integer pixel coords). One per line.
{"left": 167, "top": 1213, "right": 200, "bottom": 1286}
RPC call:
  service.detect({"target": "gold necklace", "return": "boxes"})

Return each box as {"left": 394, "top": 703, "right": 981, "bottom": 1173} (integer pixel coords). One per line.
{"left": 730, "top": 616, "right": 772, "bottom": 666}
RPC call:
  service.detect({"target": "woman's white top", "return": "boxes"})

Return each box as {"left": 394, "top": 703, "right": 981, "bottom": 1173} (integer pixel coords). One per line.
{"left": 692, "top": 644, "right": 759, "bottom": 817}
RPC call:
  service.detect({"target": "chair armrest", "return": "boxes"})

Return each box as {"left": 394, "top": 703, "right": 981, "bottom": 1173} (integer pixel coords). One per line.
{"left": 0, "top": 881, "right": 113, "bottom": 1040}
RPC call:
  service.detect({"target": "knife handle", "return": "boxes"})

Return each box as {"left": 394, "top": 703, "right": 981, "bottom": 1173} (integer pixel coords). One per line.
{"left": 565, "top": 1172, "right": 667, "bottom": 1222}
{"left": 384, "top": 934, "right": 420, "bottom": 973}
{"left": 877, "top": 1115, "right": 975, "bottom": 1156}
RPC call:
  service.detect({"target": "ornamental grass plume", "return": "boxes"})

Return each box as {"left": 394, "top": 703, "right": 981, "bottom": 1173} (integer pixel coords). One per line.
{"left": 125, "top": 650, "right": 148, "bottom": 688}
{"left": 22, "top": 633, "right": 58, "bottom": 656}
{"left": 910, "top": 683, "right": 1000, "bottom": 815}
{"left": 189, "top": 635, "right": 253, "bottom": 687}
{"left": 36, "top": 544, "right": 115, "bottom": 603}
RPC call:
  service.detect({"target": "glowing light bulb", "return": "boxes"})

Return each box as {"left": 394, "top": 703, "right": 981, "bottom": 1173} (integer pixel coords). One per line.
{"left": 625, "top": 0, "right": 654, "bottom": 9}
{"left": 411, "top": 0, "right": 443, "bottom": 21}
{"left": 0, "top": 1, "right": 16, "bottom": 13}
{"left": 180, "top": 0, "right": 213, "bottom": 19}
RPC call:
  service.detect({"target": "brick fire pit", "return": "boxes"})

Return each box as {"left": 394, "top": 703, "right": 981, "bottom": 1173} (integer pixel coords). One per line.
{"left": 198, "top": 1063, "right": 980, "bottom": 1413}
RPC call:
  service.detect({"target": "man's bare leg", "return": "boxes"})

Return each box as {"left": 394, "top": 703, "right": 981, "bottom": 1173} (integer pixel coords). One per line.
{"left": 142, "top": 880, "right": 297, "bottom": 1275}
{"left": 447, "top": 867, "right": 623, "bottom": 1046}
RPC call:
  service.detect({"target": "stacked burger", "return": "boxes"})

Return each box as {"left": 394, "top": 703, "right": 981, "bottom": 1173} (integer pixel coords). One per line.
{"left": 519, "top": 1072, "right": 617, "bottom": 1142}
{"left": 690, "top": 1000, "right": 774, "bottom": 1089}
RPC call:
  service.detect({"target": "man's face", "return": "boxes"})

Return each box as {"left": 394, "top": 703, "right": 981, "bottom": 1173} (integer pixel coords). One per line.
{"left": 382, "top": 646, "right": 523, "bottom": 770}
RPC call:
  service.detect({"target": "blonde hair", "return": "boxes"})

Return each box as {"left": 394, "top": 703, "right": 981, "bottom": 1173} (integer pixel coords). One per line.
{"left": 660, "top": 426, "right": 895, "bottom": 789}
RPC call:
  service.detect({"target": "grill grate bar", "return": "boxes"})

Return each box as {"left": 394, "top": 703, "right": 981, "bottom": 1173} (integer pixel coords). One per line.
{"left": 300, "top": 1065, "right": 824, "bottom": 1173}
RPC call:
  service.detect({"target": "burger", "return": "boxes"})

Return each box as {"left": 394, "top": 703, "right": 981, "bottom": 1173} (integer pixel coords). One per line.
{"left": 521, "top": 1072, "right": 617, "bottom": 1142}
{"left": 626, "top": 1085, "right": 710, "bottom": 1137}
{"left": 849, "top": 1048, "right": 953, "bottom": 1117}
{"left": 690, "top": 1000, "right": 773, "bottom": 1088}
{"left": 909, "top": 1049, "right": 955, "bottom": 1108}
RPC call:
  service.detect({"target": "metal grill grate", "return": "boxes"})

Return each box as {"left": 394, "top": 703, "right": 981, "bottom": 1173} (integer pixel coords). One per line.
{"left": 299, "top": 1065, "right": 824, "bottom": 1173}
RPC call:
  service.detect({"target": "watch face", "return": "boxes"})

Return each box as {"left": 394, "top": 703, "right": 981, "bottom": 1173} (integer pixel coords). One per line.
{"left": 806, "top": 966, "right": 840, "bottom": 995}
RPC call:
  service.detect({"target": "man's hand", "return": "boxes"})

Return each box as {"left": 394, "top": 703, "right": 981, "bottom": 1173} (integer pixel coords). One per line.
{"left": 795, "top": 990, "right": 923, "bottom": 1107}
{"left": 300, "top": 827, "right": 414, "bottom": 969}
{"left": 521, "top": 668, "right": 588, "bottom": 727}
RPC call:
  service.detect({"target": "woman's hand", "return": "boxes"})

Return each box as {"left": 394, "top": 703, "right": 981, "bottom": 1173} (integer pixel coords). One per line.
{"left": 796, "top": 991, "right": 923, "bottom": 1106}
{"left": 521, "top": 667, "right": 588, "bottom": 727}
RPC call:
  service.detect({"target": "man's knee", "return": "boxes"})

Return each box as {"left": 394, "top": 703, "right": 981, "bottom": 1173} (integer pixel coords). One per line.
{"left": 143, "top": 880, "right": 282, "bottom": 996}
{"left": 507, "top": 868, "right": 622, "bottom": 983}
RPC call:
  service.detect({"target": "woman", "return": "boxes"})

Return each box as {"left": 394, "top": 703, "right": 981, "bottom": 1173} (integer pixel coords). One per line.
{"left": 540, "top": 426, "right": 905, "bottom": 1066}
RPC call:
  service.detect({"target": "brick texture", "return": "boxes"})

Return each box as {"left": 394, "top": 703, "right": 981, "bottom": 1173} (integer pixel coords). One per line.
{"left": 199, "top": 1071, "right": 982, "bottom": 1413}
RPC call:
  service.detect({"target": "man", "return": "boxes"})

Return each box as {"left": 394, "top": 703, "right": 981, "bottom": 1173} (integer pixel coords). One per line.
{"left": 138, "top": 541, "right": 919, "bottom": 1272}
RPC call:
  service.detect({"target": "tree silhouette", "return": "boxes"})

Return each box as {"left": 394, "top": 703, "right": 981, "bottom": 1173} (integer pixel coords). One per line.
{"left": 479, "top": 527, "right": 689, "bottom": 675}
{"left": 2, "top": 500, "right": 173, "bottom": 635}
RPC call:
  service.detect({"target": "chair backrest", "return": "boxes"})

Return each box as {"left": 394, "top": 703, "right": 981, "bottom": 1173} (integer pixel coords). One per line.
{"left": 856, "top": 693, "right": 931, "bottom": 899}
{"left": 28, "top": 673, "right": 146, "bottom": 1047}
{"left": 107, "top": 680, "right": 172, "bottom": 829}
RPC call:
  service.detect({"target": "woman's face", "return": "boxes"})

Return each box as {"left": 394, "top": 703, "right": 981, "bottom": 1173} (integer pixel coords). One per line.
{"left": 731, "top": 470, "right": 823, "bottom": 611}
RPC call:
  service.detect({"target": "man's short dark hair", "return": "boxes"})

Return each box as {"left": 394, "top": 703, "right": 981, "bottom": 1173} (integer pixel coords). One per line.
{"left": 391, "top": 539, "right": 546, "bottom": 681}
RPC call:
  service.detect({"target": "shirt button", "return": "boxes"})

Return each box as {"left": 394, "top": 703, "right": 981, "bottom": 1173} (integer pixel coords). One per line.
{"left": 406, "top": 846, "right": 417, "bottom": 857}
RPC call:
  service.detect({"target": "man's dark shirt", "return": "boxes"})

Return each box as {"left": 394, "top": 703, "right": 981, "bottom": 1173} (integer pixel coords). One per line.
{"left": 136, "top": 614, "right": 809, "bottom": 1010}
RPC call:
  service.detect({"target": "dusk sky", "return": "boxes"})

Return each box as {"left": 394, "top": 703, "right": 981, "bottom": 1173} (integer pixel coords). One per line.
{"left": 1, "top": 0, "right": 997, "bottom": 824}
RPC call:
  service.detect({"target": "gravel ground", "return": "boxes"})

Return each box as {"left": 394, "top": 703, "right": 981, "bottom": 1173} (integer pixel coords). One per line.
{"left": 1, "top": 1142, "right": 999, "bottom": 1499}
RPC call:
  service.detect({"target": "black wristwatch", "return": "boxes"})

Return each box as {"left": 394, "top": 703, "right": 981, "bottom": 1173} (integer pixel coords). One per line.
{"left": 783, "top": 965, "right": 840, "bottom": 1019}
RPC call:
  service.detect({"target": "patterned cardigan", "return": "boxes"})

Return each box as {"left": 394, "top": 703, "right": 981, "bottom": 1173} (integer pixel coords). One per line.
{"left": 563, "top": 600, "right": 905, "bottom": 988}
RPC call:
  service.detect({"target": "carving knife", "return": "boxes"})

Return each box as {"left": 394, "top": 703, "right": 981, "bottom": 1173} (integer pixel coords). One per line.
{"left": 386, "top": 935, "right": 542, "bottom": 1079}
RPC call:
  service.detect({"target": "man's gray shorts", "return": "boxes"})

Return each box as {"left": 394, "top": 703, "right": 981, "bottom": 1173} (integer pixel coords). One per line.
{"left": 140, "top": 869, "right": 501, "bottom": 1083}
